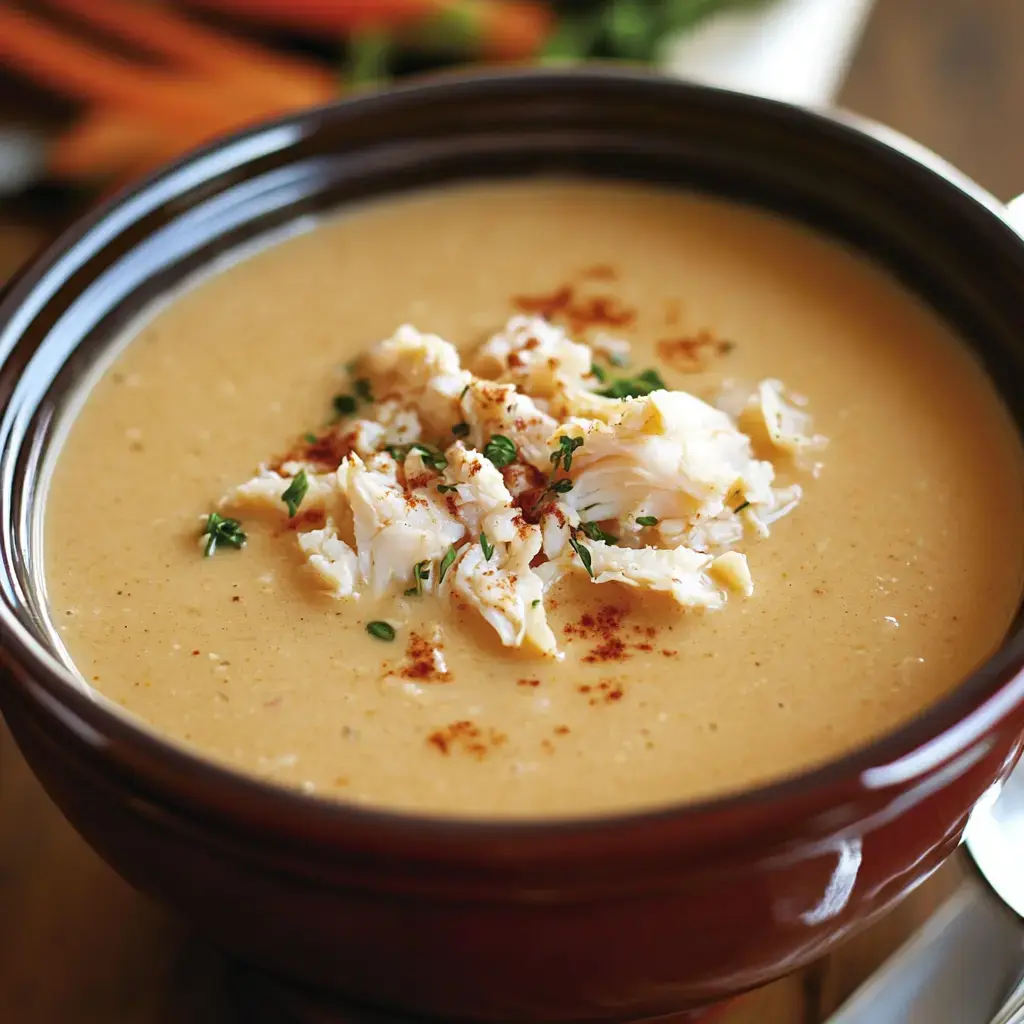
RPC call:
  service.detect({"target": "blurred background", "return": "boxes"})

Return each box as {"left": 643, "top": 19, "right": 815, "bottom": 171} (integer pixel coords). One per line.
{"left": 2, "top": 2, "right": 1024, "bottom": 1022}
{"left": 1, "top": 0, "right": 1023, "bottom": 287}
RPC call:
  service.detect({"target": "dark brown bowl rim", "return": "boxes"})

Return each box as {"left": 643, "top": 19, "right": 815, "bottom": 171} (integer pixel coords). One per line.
{"left": 2, "top": 66, "right": 1024, "bottom": 856}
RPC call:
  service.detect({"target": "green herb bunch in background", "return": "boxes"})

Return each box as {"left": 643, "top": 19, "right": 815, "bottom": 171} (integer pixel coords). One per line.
{"left": 347, "top": 0, "right": 777, "bottom": 87}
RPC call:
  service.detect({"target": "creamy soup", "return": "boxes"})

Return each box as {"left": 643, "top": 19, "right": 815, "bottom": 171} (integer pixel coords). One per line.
{"left": 45, "top": 181, "right": 1024, "bottom": 817}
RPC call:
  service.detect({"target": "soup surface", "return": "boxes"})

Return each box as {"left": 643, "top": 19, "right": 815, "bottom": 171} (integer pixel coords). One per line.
{"left": 45, "top": 181, "right": 1024, "bottom": 816}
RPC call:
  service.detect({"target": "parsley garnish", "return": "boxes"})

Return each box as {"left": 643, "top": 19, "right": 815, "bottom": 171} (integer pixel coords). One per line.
{"left": 459, "top": 383, "right": 470, "bottom": 401}
{"left": 734, "top": 500, "right": 751, "bottom": 514}
{"left": 437, "top": 483, "right": 458, "bottom": 494}
{"left": 303, "top": 431, "right": 318, "bottom": 444}
{"left": 533, "top": 436, "right": 582, "bottom": 512}
{"left": 366, "top": 621, "right": 396, "bottom": 641}
{"left": 550, "top": 435, "right": 584, "bottom": 473}
{"left": 333, "top": 394, "right": 358, "bottom": 418}
{"left": 597, "top": 368, "right": 666, "bottom": 399}
{"left": 405, "top": 560, "right": 430, "bottom": 597}
{"left": 608, "top": 352, "right": 629, "bottom": 368}
{"left": 636, "top": 515, "right": 659, "bottom": 527}
{"left": 201, "top": 512, "right": 247, "bottom": 557}
{"left": 531, "top": 599, "right": 541, "bottom": 608}
{"left": 281, "top": 469, "right": 309, "bottom": 518}
{"left": 451, "top": 422, "right": 470, "bottom": 438}
{"left": 580, "top": 521, "right": 618, "bottom": 544}
{"left": 483, "top": 434, "right": 517, "bottom": 468}
{"left": 438, "top": 545, "right": 457, "bottom": 583}
{"left": 411, "top": 443, "right": 447, "bottom": 471}
{"left": 590, "top": 363, "right": 607, "bottom": 383}
{"left": 354, "top": 378, "right": 374, "bottom": 403}
{"left": 480, "top": 532, "right": 494, "bottom": 560}
{"left": 388, "top": 443, "right": 447, "bottom": 471}
{"left": 568, "top": 531, "right": 594, "bottom": 578}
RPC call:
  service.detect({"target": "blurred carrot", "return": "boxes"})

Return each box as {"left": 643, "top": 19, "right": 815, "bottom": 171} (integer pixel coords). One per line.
{"left": 48, "top": 110, "right": 163, "bottom": 180}
{"left": 183, "top": 0, "right": 553, "bottom": 59}
{"left": 49, "top": 0, "right": 336, "bottom": 105}
{"left": 402, "top": 1, "right": 555, "bottom": 59}
{"left": 0, "top": 5, "right": 334, "bottom": 130}
{"left": 49, "top": 108, "right": 247, "bottom": 183}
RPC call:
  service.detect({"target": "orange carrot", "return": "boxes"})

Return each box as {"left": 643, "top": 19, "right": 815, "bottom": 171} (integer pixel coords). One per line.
{"left": 182, "top": 0, "right": 449, "bottom": 31}
{"left": 49, "top": 110, "right": 164, "bottom": 180}
{"left": 182, "top": 0, "right": 554, "bottom": 58}
{"left": 0, "top": 8, "right": 314, "bottom": 130}
{"left": 474, "top": 1, "right": 553, "bottom": 59}
{"left": 49, "top": 0, "right": 336, "bottom": 106}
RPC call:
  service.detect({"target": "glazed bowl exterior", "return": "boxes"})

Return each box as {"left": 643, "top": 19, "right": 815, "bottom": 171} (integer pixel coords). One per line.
{"left": 1, "top": 70, "right": 1024, "bottom": 1023}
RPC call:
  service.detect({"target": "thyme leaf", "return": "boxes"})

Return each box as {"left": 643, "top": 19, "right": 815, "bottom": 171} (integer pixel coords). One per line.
{"left": 281, "top": 469, "right": 309, "bottom": 518}
{"left": 201, "top": 512, "right": 247, "bottom": 557}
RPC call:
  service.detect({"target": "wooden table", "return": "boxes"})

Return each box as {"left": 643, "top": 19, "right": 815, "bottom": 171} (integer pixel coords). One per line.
{"left": 1, "top": 1, "right": 1022, "bottom": 1020}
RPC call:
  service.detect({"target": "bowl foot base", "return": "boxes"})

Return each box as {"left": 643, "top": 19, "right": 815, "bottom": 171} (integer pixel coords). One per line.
{"left": 227, "top": 961, "right": 731, "bottom": 1024}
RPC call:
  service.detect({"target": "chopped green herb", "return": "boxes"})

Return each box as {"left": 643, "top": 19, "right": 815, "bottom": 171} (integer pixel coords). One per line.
{"left": 410, "top": 442, "right": 448, "bottom": 471}
{"left": 366, "top": 621, "right": 396, "bottom": 641}
{"left": 598, "top": 368, "right": 666, "bottom": 400}
{"left": 406, "top": 560, "right": 430, "bottom": 597}
{"left": 437, "top": 483, "right": 458, "bottom": 494}
{"left": 354, "top": 378, "right": 374, "bottom": 403}
{"left": 451, "top": 422, "right": 470, "bottom": 438}
{"left": 580, "top": 521, "right": 618, "bottom": 544}
{"left": 438, "top": 545, "right": 457, "bottom": 583}
{"left": 459, "top": 383, "right": 470, "bottom": 401}
{"left": 281, "top": 469, "right": 309, "bottom": 518}
{"left": 303, "top": 431, "right": 318, "bottom": 444}
{"left": 590, "top": 363, "right": 607, "bottom": 383}
{"left": 636, "top": 515, "right": 659, "bottom": 527}
{"left": 483, "top": 433, "right": 517, "bottom": 468}
{"left": 550, "top": 434, "right": 584, "bottom": 473}
{"left": 734, "top": 500, "right": 751, "bottom": 514}
{"left": 389, "top": 443, "right": 447, "bottom": 470}
{"left": 480, "top": 532, "right": 494, "bottom": 560}
{"left": 333, "top": 393, "right": 358, "bottom": 417}
{"left": 549, "top": 478, "right": 574, "bottom": 494}
{"left": 531, "top": 599, "right": 541, "bottom": 608}
{"left": 201, "top": 512, "right": 247, "bottom": 557}
{"left": 608, "top": 352, "right": 629, "bottom": 368}
{"left": 568, "top": 531, "right": 594, "bottom": 578}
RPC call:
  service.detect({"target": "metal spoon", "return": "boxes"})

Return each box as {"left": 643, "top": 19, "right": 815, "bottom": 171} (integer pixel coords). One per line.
{"left": 827, "top": 761, "right": 1024, "bottom": 1024}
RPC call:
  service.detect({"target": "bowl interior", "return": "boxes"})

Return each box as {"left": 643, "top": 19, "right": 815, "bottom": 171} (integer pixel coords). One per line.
{"left": 2, "top": 68, "right": 1024, "bottom": 840}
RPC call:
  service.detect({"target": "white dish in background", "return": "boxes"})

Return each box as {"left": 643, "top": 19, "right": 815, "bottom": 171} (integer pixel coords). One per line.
{"left": 661, "top": 0, "right": 877, "bottom": 106}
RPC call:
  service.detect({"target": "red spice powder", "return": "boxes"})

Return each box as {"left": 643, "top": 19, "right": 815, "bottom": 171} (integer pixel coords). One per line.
{"left": 566, "top": 605, "right": 662, "bottom": 664}
{"left": 656, "top": 331, "right": 735, "bottom": 372}
{"left": 284, "top": 508, "right": 327, "bottom": 532}
{"left": 271, "top": 429, "right": 355, "bottom": 473}
{"left": 584, "top": 680, "right": 626, "bottom": 706}
{"left": 401, "top": 633, "right": 451, "bottom": 683}
{"left": 512, "top": 284, "right": 635, "bottom": 335}
{"left": 517, "top": 678, "right": 541, "bottom": 688}
{"left": 427, "top": 720, "right": 507, "bottom": 760}
{"left": 583, "top": 637, "right": 629, "bottom": 664}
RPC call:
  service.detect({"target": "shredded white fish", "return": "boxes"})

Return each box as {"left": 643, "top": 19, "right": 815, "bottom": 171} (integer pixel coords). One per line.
{"left": 221, "top": 315, "right": 825, "bottom": 657}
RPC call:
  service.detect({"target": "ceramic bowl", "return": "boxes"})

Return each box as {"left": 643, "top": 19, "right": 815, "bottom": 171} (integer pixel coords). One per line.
{"left": 2, "top": 69, "right": 1024, "bottom": 1023}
